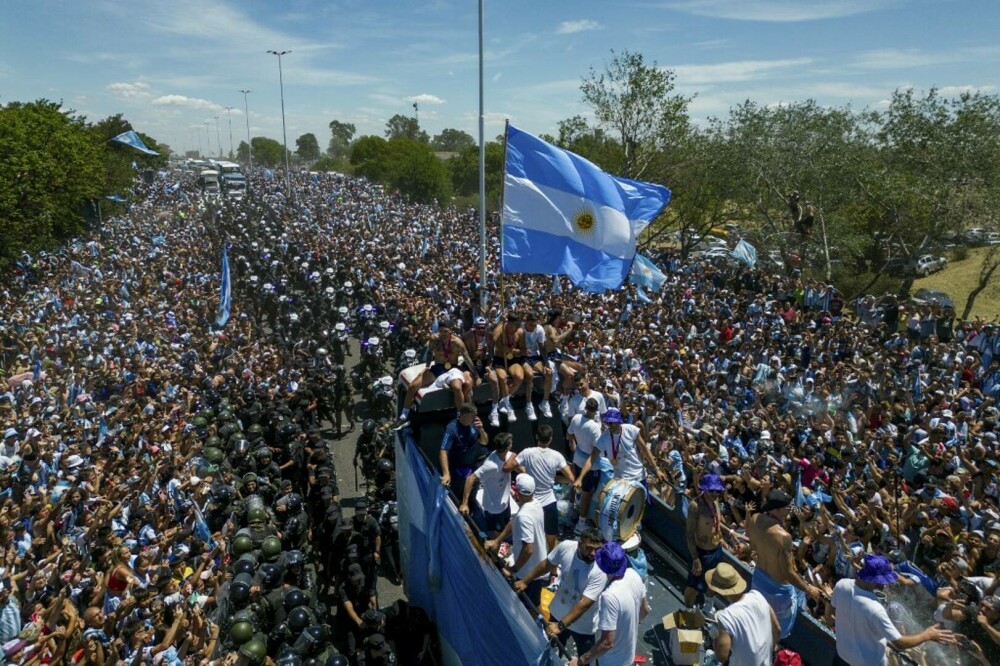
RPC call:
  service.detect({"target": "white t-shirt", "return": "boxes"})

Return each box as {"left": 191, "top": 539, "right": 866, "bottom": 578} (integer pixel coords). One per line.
{"left": 596, "top": 568, "right": 646, "bottom": 666}
{"left": 547, "top": 541, "right": 607, "bottom": 635}
{"left": 473, "top": 451, "right": 512, "bottom": 515}
{"left": 714, "top": 590, "right": 774, "bottom": 666}
{"left": 595, "top": 424, "right": 646, "bottom": 481}
{"left": 831, "top": 579, "right": 902, "bottom": 666}
{"left": 517, "top": 446, "right": 567, "bottom": 507}
{"left": 567, "top": 413, "right": 602, "bottom": 468}
{"left": 568, "top": 390, "right": 607, "bottom": 421}
{"left": 513, "top": 499, "right": 548, "bottom": 581}
{"left": 525, "top": 324, "right": 546, "bottom": 356}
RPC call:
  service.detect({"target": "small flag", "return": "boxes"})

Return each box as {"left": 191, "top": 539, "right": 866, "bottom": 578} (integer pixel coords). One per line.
{"left": 793, "top": 471, "right": 805, "bottom": 507}
{"left": 730, "top": 240, "right": 758, "bottom": 268}
{"left": 215, "top": 245, "right": 231, "bottom": 328}
{"left": 630, "top": 253, "right": 666, "bottom": 292}
{"left": 500, "top": 124, "right": 671, "bottom": 293}
{"left": 32, "top": 359, "right": 41, "bottom": 383}
{"left": 111, "top": 130, "right": 160, "bottom": 156}
{"left": 552, "top": 275, "right": 562, "bottom": 295}
{"left": 636, "top": 285, "right": 653, "bottom": 303}
{"left": 105, "top": 195, "right": 128, "bottom": 203}
{"left": 192, "top": 505, "right": 215, "bottom": 547}
{"left": 431, "top": 316, "right": 439, "bottom": 334}
{"left": 97, "top": 417, "right": 109, "bottom": 445}
{"left": 420, "top": 237, "right": 429, "bottom": 258}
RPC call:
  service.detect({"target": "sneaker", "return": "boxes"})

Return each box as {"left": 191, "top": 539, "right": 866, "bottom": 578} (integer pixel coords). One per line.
{"left": 489, "top": 404, "right": 500, "bottom": 427}
{"left": 392, "top": 417, "right": 409, "bottom": 431}
{"left": 525, "top": 402, "right": 537, "bottom": 422}
{"left": 539, "top": 401, "right": 552, "bottom": 418}
{"left": 506, "top": 406, "right": 517, "bottom": 423}
{"left": 498, "top": 400, "right": 509, "bottom": 414}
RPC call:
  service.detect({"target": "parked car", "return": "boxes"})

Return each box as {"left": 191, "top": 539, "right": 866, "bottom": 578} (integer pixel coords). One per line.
{"left": 985, "top": 232, "right": 1000, "bottom": 246}
{"left": 915, "top": 254, "right": 947, "bottom": 276}
{"left": 910, "top": 288, "right": 954, "bottom": 309}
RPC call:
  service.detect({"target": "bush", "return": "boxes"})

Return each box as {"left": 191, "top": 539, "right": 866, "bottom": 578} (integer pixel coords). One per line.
{"left": 950, "top": 244, "right": 969, "bottom": 262}
{"left": 311, "top": 156, "right": 351, "bottom": 173}
{"left": 830, "top": 267, "right": 901, "bottom": 301}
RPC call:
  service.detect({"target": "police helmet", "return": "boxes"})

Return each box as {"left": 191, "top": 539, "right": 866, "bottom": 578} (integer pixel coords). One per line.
{"left": 283, "top": 588, "right": 309, "bottom": 612}
{"left": 238, "top": 638, "right": 268, "bottom": 665}
{"left": 229, "top": 620, "right": 254, "bottom": 645}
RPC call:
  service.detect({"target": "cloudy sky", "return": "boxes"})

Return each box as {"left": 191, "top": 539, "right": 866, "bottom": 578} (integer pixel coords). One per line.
{"left": 1, "top": 0, "right": 997, "bottom": 155}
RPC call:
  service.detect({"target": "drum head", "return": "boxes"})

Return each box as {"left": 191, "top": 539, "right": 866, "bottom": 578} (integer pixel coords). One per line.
{"left": 596, "top": 479, "right": 647, "bottom": 542}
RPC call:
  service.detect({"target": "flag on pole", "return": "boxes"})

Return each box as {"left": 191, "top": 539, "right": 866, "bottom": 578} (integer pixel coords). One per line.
{"left": 500, "top": 124, "right": 671, "bottom": 293}
{"left": 215, "top": 245, "right": 231, "bottom": 328}
{"left": 192, "top": 505, "right": 215, "bottom": 547}
{"left": 730, "top": 240, "right": 758, "bottom": 268}
{"left": 111, "top": 130, "right": 159, "bottom": 156}
{"left": 636, "top": 285, "right": 653, "bottom": 303}
{"left": 630, "top": 253, "right": 667, "bottom": 292}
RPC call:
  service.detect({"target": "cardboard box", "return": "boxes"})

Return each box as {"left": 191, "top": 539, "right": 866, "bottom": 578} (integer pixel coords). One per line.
{"left": 662, "top": 609, "right": 706, "bottom": 665}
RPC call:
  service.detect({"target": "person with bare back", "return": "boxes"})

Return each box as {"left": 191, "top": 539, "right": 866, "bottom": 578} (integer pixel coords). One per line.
{"left": 398, "top": 319, "right": 479, "bottom": 425}
{"left": 746, "top": 490, "right": 824, "bottom": 639}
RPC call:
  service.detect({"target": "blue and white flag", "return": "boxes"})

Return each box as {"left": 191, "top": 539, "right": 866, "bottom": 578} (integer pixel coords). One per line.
{"left": 105, "top": 195, "right": 128, "bottom": 203}
{"left": 630, "top": 253, "right": 667, "bottom": 292}
{"left": 636, "top": 284, "right": 653, "bottom": 303}
{"left": 420, "top": 237, "right": 429, "bottom": 258}
{"left": 731, "top": 239, "right": 758, "bottom": 267}
{"left": 501, "top": 125, "right": 671, "bottom": 293}
{"left": 32, "top": 359, "right": 41, "bottom": 383}
{"left": 552, "top": 275, "right": 562, "bottom": 295}
{"left": 215, "top": 245, "right": 231, "bottom": 328}
{"left": 110, "top": 130, "right": 159, "bottom": 156}
{"left": 192, "top": 505, "right": 215, "bottom": 547}
{"left": 164, "top": 182, "right": 181, "bottom": 195}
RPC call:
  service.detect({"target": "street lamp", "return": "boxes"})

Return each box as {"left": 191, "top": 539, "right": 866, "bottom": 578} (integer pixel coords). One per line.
{"left": 267, "top": 49, "right": 292, "bottom": 195}
{"left": 214, "top": 116, "right": 222, "bottom": 157}
{"left": 239, "top": 89, "right": 253, "bottom": 170}
{"left": 204, "top": 122, "right": 211, "bottom": 159}
{"left": 224, "top": 107, "right": 235, "bottom": 159}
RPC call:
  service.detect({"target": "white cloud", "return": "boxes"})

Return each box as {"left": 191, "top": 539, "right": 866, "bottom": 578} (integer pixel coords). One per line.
{"left": 655, "top": 0, "right": 897, "bottom": 22}
{"left": 107, "top": 81, "right": 152, "bottom": 100}
{"left": 937, "top": 84, "right": 997, "bottom": 96}
{"left": 851, "top": 48, "right": 965, "bottom": 70}
{"left": 556, "top": 20, "right": 602, "bottom": 35}
{"left": 152, "top": 95, "right": 223, "bottom": 112}
{"left": 669, "top": 58, "right": 813, "bottom": 85}
{"left": 406, "top": 94, "right": 446, "bottom": 105}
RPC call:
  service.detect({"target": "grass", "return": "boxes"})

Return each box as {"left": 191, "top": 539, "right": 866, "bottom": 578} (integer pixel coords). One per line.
{"left": 913, "top": 246, "right": 1000, "bottom": 320}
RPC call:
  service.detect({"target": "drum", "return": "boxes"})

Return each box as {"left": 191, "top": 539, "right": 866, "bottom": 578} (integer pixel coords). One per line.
{"left": 591, "top": 478, "right": 647, "bottom": 543}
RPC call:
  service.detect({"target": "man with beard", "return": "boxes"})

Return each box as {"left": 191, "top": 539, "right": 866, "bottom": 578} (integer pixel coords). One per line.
{"left": 515, "top": 527, "right": 608, "bottom": 655}
{"left": 493, "top": 313, "right": 530, "bottom": 421}
{"left": 463, "top": 316, "right": 500, "bottom": 426}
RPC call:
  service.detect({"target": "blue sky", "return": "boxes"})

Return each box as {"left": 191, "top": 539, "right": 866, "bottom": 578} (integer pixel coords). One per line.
{"left": 1, "top": 0, "right": 998, "bottom": 156}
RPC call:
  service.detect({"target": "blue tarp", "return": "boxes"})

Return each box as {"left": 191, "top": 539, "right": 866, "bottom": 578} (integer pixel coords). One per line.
{"left": 396, "top": 432, "right": 562, "bottom": 666}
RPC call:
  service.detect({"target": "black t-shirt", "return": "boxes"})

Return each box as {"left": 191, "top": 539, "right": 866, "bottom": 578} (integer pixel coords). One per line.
{"left": 337, "top": 580, "right": 375, "bottom": 622}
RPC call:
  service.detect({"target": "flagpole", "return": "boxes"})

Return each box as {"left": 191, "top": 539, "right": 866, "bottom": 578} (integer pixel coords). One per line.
{"left": 498, "top": 119, "right": 510, "bottom": 315}
{"left": 477, "top": 0, "right": 487, "bottom": 314}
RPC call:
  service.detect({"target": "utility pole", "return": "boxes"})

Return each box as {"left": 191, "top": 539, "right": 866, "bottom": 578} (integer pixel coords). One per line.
{"left": 225, "top": 107, "right": 235, "bottom": 159}
{"left": 267, "top": 50, "right": 292, "bottom": 196}
{"left": 239, "top": 90, "right": 253, "bottom": 170}
{"left": 413, "top": 101, "right": 419, "bottom": 126}
{"left": 214, "top": 115, "right": 222, "bottom": 157}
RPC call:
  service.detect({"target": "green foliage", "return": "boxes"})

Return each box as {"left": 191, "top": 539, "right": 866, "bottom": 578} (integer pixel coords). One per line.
{"left": 237, "top": 140, "right": 250, "bottom": 163}
{"left": 384, "top": 114, "right": 428, "bottom": 143}
{"left": 352, "top": 137, "right": 450, "bottom": 204}
{"left": 0, "top": 100, "right": 104, "bottom": 267}
{"left": 431, "top": 128, "right": 475, "bottom": 152}
{"left": 295, "top": 133, "right": 321, "bottom": 161}
{"left": 310, "top": 155, "right": 351, "bottom": 173}
{"left": 581, "top": 49, "right": 691, "bottom": 178}
{"left": 250, "top": 137, "right": 285, "bottom": 167}
{"left": 447, "top": 142, "right": 504, "bottom": 209}
{"left": 328, "top": 119, "right": 356, "bottom": 157}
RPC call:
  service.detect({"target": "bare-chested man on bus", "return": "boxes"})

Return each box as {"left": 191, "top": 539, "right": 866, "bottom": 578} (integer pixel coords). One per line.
{"left": 398, "top": 319, "right": 479, "bottom": 424}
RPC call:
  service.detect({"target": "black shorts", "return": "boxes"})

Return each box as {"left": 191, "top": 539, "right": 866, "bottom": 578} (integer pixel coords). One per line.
{"left": 548, "top": 350, "right": 563, "bottom": 362}
{"left": 429, "top": 363, "right": 447, "bottom": 378}
{"left": 526, "top": 355, "right": 543, "bottom": 366}
{"left": 484, "top": 506, "right": 510, "bottom": 534}
{"left": 541, "top": 501, "right": 559, "bottom": 536}
{"left": 492, "top": 355, "right": 527, "bottom": 368}
{"left": 573, "top": 463, "right": 601, "bottom": 493}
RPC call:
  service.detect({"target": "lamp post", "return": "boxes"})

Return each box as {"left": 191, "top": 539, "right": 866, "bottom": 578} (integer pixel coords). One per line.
{"left": 267, "top": 49, "right": 292, "bottom": 196}
{"left": 204, "top": 122, "right": 211, "bottom": 158}
{"left": 224, "top": 107, "right": 235, "bottom": 159}
{"left": 214, "top": 116, "right": 222, "bottom": 158}
{"left": 239, "top": 90, "right": 253, "bottom": 170}
{"left": 195, "top": 125, "right": 203, "bottom": 157}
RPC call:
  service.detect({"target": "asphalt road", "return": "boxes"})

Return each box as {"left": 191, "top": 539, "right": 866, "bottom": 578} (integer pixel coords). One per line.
{"left": 326, "top": 337, "right": 406, "bottom": 609}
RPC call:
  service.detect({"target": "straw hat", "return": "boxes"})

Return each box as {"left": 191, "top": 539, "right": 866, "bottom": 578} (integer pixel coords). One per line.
{"left": 704, "top": 562, "right": 747, "bottom": 596}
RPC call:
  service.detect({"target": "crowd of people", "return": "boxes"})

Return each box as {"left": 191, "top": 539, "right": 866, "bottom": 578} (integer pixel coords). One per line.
{"left": 1, "top": 162, "right": 999, "bottom": 665}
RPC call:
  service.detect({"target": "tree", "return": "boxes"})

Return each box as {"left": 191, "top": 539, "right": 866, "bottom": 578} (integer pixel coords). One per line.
{"left": 250, "top": 137, "right": 285, "bottom": 167}
{"left": 353, "top": 137, "right": 450, "bottom": 203}
{"left": 90, "top": 113, "right": 166, "bottom": 195}
{"left": 431, "top": 128, "right": 475, "bottom": 152}
{"left": 385, "top": 114, "right": 428, "bottom": 143}
{"left": 295, "top": 133, "right": 321, "bottom": 161}
{"left": 0, "top": 100, "right": 104, "bottom": 267}
{"left": 580, "top": 49, "right": 691, "bottom": 178}
{"left": 237, "top": 140, "right": 250, "bottom": 163}
{"left": 328, "top": 119, "right": 356, "bottom": 157}
{"left": 447, "top": 141, "right": 505, "bottom": 206}
{"left": 962, "top": 245, "right": 1000, "bottom": 320}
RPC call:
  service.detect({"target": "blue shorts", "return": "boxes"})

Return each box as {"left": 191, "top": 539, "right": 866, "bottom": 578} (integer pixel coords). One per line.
{"left": 686, "top": 544, "right": 724, "bottom": 592}
{"left": 542, "top": 501, "right": 559, "bottom": 536}
{"left": 573, "top": 463, "right": 601, "bottom": 493}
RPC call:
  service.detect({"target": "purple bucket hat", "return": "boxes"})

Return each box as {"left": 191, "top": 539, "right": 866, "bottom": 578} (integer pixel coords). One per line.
{"left": 857, "top": 554, "right": 898, "bottom": 585}
{"left": 602, "top": 408, "right": 624, "bottom": 424}
{"left": 699, "top": 474, "right": 725, "bottom": 492}
{"left": 595, "top": 542, "right": 628, "bottom": 577}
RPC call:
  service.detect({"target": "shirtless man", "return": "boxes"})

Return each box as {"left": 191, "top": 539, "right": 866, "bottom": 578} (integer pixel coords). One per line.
{"left": 747, "top": 489, "right": 823, "bottom": 638}
{"left": 522, "top": 312, "right": 553, "bottom": 419}
{"left": 544, "top": 309, "right": 585, "bottom": 394}
{"left": 463, "top": 316, "right": 500, "bottom": 426}
{"left": 684, "top": 474, "right": 744, "bottom": 613}
{"left": 398, "top": 319, "right": 479, "bottom": 424}
{"left": 492, "top": 313, "right": 528, "bottom": 422}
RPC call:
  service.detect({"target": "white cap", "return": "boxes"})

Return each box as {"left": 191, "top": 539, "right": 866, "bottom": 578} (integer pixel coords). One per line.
{"left": 515, "top": 473, "right": 535, "bottom": 495}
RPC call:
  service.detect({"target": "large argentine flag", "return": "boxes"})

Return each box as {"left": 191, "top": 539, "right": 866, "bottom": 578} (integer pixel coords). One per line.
{"left": 501, "top": 125, "right": 671, "bottom": 293}
{"left": 110, "top": 130, "right": 160, "bottom": 156}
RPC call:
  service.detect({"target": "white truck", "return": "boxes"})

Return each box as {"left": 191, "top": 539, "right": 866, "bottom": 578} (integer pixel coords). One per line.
{"left": 212, "top": 160, "right": 247, "bottom": 199}
{"left": 198, "top": 169, "right": 221, "bottom": 197}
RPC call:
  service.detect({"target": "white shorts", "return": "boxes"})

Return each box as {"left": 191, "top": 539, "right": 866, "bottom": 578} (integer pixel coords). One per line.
{"left": 432, "top": 368, "right": 466, "bottom": 389}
